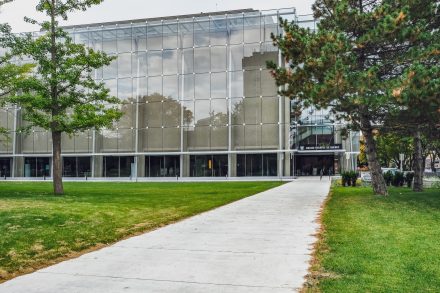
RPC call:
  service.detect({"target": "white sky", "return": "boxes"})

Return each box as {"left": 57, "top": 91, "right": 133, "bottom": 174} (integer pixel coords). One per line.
{"left": 0, "top": 0, "right": 314, "bottom": 33}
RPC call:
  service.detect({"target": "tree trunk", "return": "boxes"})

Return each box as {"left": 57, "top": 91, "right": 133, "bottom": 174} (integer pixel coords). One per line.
{"left": 52, "top": 131, "right": 64, "bottom": 195}
{"left": 413, "top": 129, "right": 424, "bottom": 192}
{"left": 361, "top": 115, "right": 388, "bottom": 195}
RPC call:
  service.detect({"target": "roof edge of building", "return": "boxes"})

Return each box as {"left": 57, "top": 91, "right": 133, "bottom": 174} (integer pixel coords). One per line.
{"left": 61, "top": 8, "right": 257, "bottom": 30}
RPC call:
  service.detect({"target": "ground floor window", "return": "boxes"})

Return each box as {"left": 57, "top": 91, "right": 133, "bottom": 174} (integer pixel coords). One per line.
{"left": 295, "top": 155, "right": 335, "bottom": 176}
{"left": 63, "top": 157, "right": 91, "bottom": 177}
{"left": 146, "top": 155, "right": 180, "bottom": 177}
{"left": 0, "top": 158, "right": 11, "bottom": 177}
{"left": 190, "top": 155, "right": 228, "bottom": 177}
{"left": 24, "top": 157, "right": 50, "bottom": 177}
{"left": 104, "top": 156, "right": 135, "bottom": 177}
{"left": 236, "top": 154, "right": 278, "bottom": 176}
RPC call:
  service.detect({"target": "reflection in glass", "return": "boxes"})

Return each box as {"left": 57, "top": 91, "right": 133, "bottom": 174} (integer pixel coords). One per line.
{"left": 104, "top": 156, "right": 134, "bottom": 177}
{"left": 190, "top": 155, "right": 228, "bottom": 177}
{"left": 146, "top": 155, "right": 180, "bottom": 177}
{"left": 63, "top": 157, "right": 91, "bottom": 177}
{"left": 0, "top": 158, "right": 11, "bottom": 177}
{"left": 24, "top": 157, "right": 50, "bottom": 177}
{"left": 237, "top": 154, "right": 277, "bottom": 176}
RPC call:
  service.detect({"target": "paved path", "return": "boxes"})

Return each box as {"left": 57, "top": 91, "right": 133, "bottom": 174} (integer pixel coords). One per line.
{"left": 0, "top": 177, "right": 331, "bottom": 293}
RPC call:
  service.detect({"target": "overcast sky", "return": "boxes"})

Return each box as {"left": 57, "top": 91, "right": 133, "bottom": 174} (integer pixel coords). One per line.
{"left": 0, "top": 0, "right": 314, "bottom": 32}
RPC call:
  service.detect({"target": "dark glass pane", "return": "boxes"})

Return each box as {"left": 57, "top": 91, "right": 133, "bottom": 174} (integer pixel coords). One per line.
{"left": 0, "top": 158, "right": 11, "bottom": 177}
{"left": 262, "top": 154, "right": 277, "bottom": 176}
{"left": 104, "top": 156, "right": 119, "bottom": 177}
{"left": 120, "top": 156, "right": 134, "bottom": 177}
{"left": 77, "top": 157, "right": 91, "bottom": 177}
{"left": 236, "top": 155, "right": 246, "bottom": 177}
{"left": 63, "top": 157, "right": 77, "bottom": 177}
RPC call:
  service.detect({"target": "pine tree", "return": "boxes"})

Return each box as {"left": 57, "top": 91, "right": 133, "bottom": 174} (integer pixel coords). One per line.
{"left": 2, "top": 0, "right": 122, "bottom": 195}
{"left": 268, "top": 0, "right": 439, "bottom": 195}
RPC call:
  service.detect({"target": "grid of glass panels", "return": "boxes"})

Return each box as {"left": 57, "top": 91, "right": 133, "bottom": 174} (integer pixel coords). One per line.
{"left": 65, "top": 9, "right": 288, "bottom": 153}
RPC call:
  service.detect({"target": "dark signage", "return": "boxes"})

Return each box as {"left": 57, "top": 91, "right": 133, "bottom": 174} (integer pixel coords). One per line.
{"left": 299, "top": 144, "right": 342, "bottom": 151}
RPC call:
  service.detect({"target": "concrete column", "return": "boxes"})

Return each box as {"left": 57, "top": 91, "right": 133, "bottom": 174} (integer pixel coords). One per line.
{"left": 229, "top": 153, "right": 237, "bottom": 177}
{"left": 182, "top": 154, "right": 190, "bottom": 177}
{"left": 13, "top": 156, "right": 24, "bottom": 177}
{"left": 93, "top": 155, "right": 103, "bottom": 178}
{"left": 137, "top": 155, "right": 145, "bottom": 177}
{"left": 284, "top": 152, "right": 291, "bottom": 177}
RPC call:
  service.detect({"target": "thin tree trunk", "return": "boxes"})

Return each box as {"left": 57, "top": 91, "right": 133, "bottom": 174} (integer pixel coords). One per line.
{"left": 361, "top": 115, "right": 388, "bottom": 195}
{"left": 52, "top": 131, "right": 64, "bottom": 195}
{"left": 413, "top": 129, "right": 424, "bottom": 192}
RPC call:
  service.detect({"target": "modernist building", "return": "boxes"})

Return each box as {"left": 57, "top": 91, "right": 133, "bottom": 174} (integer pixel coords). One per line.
{"left": 0, "top": 8, "right": 359, "bottom": 178}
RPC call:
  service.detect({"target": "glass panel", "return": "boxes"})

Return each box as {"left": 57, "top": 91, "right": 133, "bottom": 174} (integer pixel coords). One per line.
{"left": 118, "top": 78, "right": 133, "bottom": 102}
{"left": 104, "top": 79, "right": 117, "bottom": 99}
{"left": 147, "top": 22, "right": 162, "bottom": 50}
{"left": 163, "top": 127, "right": 180, "bottom": 151}
{"left": 195, "top": 73, "right": 210, "bottom": 99}
{"left": 146, "top": 128, "right": 163, "bottom": 151}
{"left": 244, "top": 16, "right": 261, "bottom": 43}
{"left": 118, "top": 129, "right": 135, "bottom": 152}
{"left": 229, "top": 16, "right": 244, "bottom": 44}
{"left": 24, "top": 157, "right": 50, "bottom": 177}
{"left": 244, "top": 97, "right": 262, "bottom": 125}
{"left": 261, "top": 69, "right": 278, "bottom": 96}
{"left": 163, "top": 22, "right": 178, "bottom": 49}
{"left": 103, "top": 57, "right": 117, "bottom": 79}
{"left": 211, "top": 126, "right": 228, "bottom": 150}
{"left": 102, "top": 28, "right": 117, "bottom": 53}
{"left": 211, "top": 46, "right": 227, "bottom": 72}
{"left": 147, "top": 51, "right": 163, "bottom": 76}
{"left": 163, "top": 99, "right": 181, "bottom": 127}
{"left": 211, "top": 99, "right": 228, "bottom": 126}
{"left": 243, "top": 69, "right": 260, "bottom": 97}
{"left": 117, "top": 28, "right": 132, "bottom": 53}
{"left": 132, "top": 52, "right": 148, "bottom": 77}
{"left": 230, "top": 71, "right": 244, "bottom": 97}
{"left": 231, "top": 98, "right": 244, "bottom": 125}
{"left": 194, "top": 100, "right": 210, "bottom": 126}
{"left": 34, "top": 131, "right": 50, "bottom": 153}
{"left": 74, "top": 131, "right": 92, "bottom": 153}
{"left": 229, "top": 45, "right": 243, "bottom": 71}
{"left": 101, "top": 129, "right": 118, "bottom": 152}
{"left": 232, "top": 125, "right": 245, "bottom": 150}
{"left": 118, "top": 53, "right": 132, "bottom": 78}
{"left": 194, "top": 19, "right": 210, "bottom": 47}
{"left": 163, "top": 49, "right": 178, "bottom": 75}
{"left": 148, "top": 76, "right": 162, "bottom": 96}
{"left": 210, "top": 16, "right": 228, "bottom": 46}
{"left": 180, "top": 74, "right": 194, "bottom": 100}
{"left": 163, "top": 75, "right": 179, "bottom": 101}
{"left": 262, "top": 124, "right": 278, "bottom": 149}
{"left": 134, "top": 77, "right": 148, "bottom": 102}
{"left": 262, "top": 154, "right": 277, "bottom": 176}
{"left": 104, "top": 156, "right": 119, "bottom": 177}
{"left": 90, "top": 30, "right": 102, "bottom": 51}
{"left": 194, "top": 47, "right": 210, "bottom": 73}
{"left": 143, "top": 102, "right": 162, "bottom": 127}
{"left": 189, "top": 155, "right": 228, "bottom": 177}
{"left": 132, "top": 25, "right": 147, "bottom": 51}
{"left": 211, "top": 72, "right": 227, "bottom": 99}
{"left": 262, "top": 97, "right": 278, "bottom": 123}
{"left": 179, "top": 22, "right": 194, "bottom": 48}
{"left": 263, "top": 15, "right": 278, "bottom": 43}
{"left": 0, "top": 158, "right": 11, "bottom": 177}
{"left": 180, "top": 48, "right": 194, "bottom": 74}
{"left": 182, "top": 101, "right": 194, "bottom": 126}
{"left": 119, "top": 156, "right": 134, "bottom": 177}
{"left": 63, "top": 157, "right": 91, "bottom": 177}
{"left": 61, "top": 133, "right": 75, "bottom": 153}
{"left": 188, "top": 126, "right": 210, "bottom": 150}
{"left": 245, "top": 124, "right": 261, "bottom": 149}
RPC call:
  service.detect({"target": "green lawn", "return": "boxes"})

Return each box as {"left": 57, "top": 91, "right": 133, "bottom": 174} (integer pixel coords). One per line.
{"left": 0, "top": 181, "right": 282, "bottom": 282}
{"left": 308, "top": 186, "right": 440, "bottom": 292}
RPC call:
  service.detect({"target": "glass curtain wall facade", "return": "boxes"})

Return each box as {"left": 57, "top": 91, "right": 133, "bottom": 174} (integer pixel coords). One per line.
{"left": 0, "top": 8, "right": 358, "bottom": 178}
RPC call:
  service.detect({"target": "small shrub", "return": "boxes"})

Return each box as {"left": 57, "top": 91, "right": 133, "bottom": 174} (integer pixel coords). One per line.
{"left": 349, "top": 171, "right": 358, "bottom": 187}
{"left": 383, "top": 171, "right": 393, "bottom": 186}
{"left": 392, "top": 171, "right": 405, "bottom": 187}
{"left": 405, "top": 172, "right": 414, "bottom": 188}
{"left": 341, "top": 172, "right": 350, "bottom": 187}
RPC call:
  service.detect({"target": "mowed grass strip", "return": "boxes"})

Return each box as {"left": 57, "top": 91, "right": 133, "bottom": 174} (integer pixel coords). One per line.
{"left": 0, "top": 181, "right": 282, "bottom": 281}
{"left": 307, "top": 186, "right": 440, "bottom": 292}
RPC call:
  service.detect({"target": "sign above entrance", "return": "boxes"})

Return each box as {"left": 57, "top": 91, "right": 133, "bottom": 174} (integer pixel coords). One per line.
{"left": 299, "top": 144, "right": 343, "bottom": 151}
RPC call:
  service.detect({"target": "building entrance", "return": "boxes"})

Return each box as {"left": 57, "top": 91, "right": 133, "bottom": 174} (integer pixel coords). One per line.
{"left": 295, "top": 155, "right": 335, "bottom": 176}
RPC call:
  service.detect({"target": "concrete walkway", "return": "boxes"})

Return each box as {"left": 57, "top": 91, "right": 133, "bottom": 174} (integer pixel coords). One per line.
{"left": 0, "top": 177, "right": 331, "bottom": 293}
